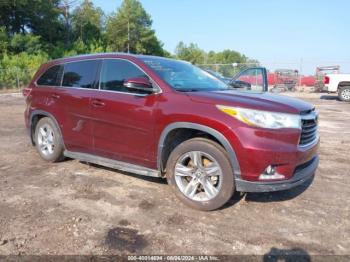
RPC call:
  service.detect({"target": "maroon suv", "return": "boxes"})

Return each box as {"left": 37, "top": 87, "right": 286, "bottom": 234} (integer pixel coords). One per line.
{"left": 24, "top": 53, "right": 319, "bottom": 210}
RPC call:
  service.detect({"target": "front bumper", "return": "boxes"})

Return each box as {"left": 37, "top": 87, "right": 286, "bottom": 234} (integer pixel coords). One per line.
{"left": 235, "top": 155, "right": 319, "bottom": 192}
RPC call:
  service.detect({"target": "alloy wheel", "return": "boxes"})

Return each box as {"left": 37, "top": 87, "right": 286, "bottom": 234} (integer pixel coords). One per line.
{"left": 174, "top": 151, "right": 222, "bottom": 201}
{"left": 341, "top": 89, "right": 350, "bottom": 100}
{"left": 37, "top": 124, "right": 55, "bottom": 156}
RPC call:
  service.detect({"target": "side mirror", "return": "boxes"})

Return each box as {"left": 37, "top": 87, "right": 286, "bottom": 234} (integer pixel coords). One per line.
{"left": 229, "top": 80, "right": 251, "bottom": 89}
{"left": 123, "top": 77, "right": 154, "bottom": 93}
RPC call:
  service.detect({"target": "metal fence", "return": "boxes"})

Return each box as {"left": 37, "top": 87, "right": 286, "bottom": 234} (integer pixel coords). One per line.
{"left": 1, "top": 60, "right": 350, "bottom": 92}
{"left": 197, "top": 61, "right": 350, "bottom": 92}
{"left": 197, "top": 62, "right": 260, "bottom": 78}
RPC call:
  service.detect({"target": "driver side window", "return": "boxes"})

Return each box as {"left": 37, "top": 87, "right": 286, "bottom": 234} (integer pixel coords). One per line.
{"left": 100, "top": 59, "right": 149, "bottom": 93}
{"left": 236, "top": 68, "right": 264, "bottom": 91}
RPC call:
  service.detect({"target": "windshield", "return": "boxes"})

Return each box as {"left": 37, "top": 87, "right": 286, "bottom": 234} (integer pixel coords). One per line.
{"left": 206, "top": 69, "right": 224, "bottom": 79}
{"left": 141, "top": 57, "right": 229, "bottom": 91}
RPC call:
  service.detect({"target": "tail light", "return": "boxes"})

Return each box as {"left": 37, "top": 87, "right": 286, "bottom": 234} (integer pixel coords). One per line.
{"left": 22, "top": 87, "right": 32, "bottom": 97}
{"left": 324, "top": 76, "right": 330, "bottom": 84}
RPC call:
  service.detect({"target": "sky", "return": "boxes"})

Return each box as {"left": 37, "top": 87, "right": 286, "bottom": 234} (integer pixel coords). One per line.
{"left": 91, "top": 0, "right": 350, "bottom": 75}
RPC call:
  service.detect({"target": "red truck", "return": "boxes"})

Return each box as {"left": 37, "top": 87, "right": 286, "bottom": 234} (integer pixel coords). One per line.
{"left": 24, "top": 53, "right": 319, "bottom": 211}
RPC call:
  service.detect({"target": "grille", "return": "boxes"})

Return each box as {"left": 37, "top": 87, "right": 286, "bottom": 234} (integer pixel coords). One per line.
{"left": 299, "top": 114, "right": 318, "bottom": 146}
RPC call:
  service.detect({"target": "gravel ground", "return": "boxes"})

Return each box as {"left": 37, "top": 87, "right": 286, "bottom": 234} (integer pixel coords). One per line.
{"left": 0, "top": 92, "right": 349, "bottom": 257}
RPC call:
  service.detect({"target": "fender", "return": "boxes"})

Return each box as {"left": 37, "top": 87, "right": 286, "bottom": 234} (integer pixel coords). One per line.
{"left": 338, "top": 81, "right": 350, "bottom": 88}
{"left": 157, "top": 122, "right": 241, "bottom": 178}
{"left": 29, "top": 110, "right": 65, "bottom": 148}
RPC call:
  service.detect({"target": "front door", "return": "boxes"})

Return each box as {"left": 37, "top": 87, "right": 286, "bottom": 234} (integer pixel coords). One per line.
{"left": 230, "top": 67, "right": 268, "bottom": 92}
{"left": 91, "top": 59, "right": 159, "bottom": 168}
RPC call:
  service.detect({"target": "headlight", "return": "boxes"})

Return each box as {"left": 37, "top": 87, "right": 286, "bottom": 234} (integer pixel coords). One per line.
{"left": 217, "top": 105, "right": 301, "bottom": 129}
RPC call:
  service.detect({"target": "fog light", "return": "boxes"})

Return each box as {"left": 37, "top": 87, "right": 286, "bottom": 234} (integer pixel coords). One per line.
{"left": 259, "top": 165, "right": 285, "bottom": 180}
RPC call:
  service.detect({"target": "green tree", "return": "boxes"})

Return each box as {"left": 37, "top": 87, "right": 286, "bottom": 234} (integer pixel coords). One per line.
{"left": 213, "top": 50, "right": 246, "bottom": 64}
{"left": 0, "top": 52, "right": 48, "bottom": 88}
{"left": 105, "top": 0, "right": 164, "bottom": 55}
{"left": 175, "top": 42, "right": 206, "bottom": 64}
{"left": 210, "top": 49, "right": 254, "bottom": 76}
{"left": 0, "top": 0, "right": 65, "bottom": 46}
{"left": 61, "top": 38, "right": 106, "bottom": 57}
{"left": 0, "top": 27, "right": 8, "bottom": 57}
{"left": 9, "top": 34, "right": 42, "bottom": 54}
{"left": 0, "top": 0, "right": 257, "bottom": 89}
{"left": 174, "top": 42, "right": 257, "bottom": 77}
{"left": 71, "top": 0, "right": 104, "bottom": 44}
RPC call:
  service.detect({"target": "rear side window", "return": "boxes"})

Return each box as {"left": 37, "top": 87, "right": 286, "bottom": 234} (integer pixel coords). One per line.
{"left": 62, "top": 60, "right": 99, "bottom": 89}
{"left": 100, "top": 59, "right": 148, "bottom": 93}
{"left": 37, "top": 65, "right": 63, "bottom": 86}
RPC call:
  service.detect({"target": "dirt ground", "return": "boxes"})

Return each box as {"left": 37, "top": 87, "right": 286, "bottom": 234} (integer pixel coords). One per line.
{"left": 0, "top": 92, "right": 349, "bottom": 257}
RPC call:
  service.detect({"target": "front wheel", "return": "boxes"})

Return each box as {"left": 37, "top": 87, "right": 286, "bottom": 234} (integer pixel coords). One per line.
{"left": 166, "top": 138, "right": 235, "bottom": 211}
{"left": 338, "top": 86, "right": 350, "bottom": 102}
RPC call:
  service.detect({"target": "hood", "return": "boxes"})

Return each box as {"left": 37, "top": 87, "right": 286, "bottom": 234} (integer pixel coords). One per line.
{"left": 187, "top": 90, "right": 313, "bottom": 114}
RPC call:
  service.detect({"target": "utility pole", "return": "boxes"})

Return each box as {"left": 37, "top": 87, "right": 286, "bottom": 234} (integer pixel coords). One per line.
{"left": 127, "top": 19, "right": 130, "bottom": 53}
{"left": 59, "top": 0, "right": 79, "bottom": 48}
{"left": 299, "top": 58, "right": 303, "bottom": 86}
{"left": 65, "top": 3, "right": 69, "bottom": 46}
{"left": 127, "top": 1, "right": 130, "bottom": 54}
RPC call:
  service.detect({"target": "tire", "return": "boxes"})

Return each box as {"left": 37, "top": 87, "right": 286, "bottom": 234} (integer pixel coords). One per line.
{"left": 338, "top": 86, "right": 350, "bottom": 102}
{"left": 166, "top": 138, "right": 235, "bottom": 211}
{"left": 34, "top": 117, "right": 65, "bottom": 162}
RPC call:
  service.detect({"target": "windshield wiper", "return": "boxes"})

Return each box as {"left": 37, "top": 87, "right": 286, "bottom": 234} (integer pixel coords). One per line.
{"left": 177, "top": 88, "right": 231, "bottom": 92}
{"left": 176, "top": 88, "right": 201, "bottom": 92}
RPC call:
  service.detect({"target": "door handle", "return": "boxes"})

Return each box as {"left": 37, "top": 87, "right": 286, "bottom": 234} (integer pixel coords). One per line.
{"left": 91, "top": 99, "right": 105, "bottom": 107}
{"left": 51, "top": 93, "right": 60, "bottom": 99}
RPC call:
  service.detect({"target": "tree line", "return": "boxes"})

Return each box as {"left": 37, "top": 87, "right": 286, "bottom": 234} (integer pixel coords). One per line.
{"left": 0, "top": 0, "right": 256, "bottom": 89}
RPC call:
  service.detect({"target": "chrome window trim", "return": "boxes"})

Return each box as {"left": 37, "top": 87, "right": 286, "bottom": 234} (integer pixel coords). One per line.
{"left": 97, "top": 58, "right": 162, "bottom": 96}
{"left": 57, "top": 85, "right": 153, "bottom": 97}
{"left": 35, "top": 57, "right": 163, "bottom": 97}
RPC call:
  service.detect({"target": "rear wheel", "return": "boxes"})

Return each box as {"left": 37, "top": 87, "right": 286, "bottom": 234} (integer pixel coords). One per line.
{"left": 34, "top": 117, "right": 64, "bottom": 162}
{"left": 338, "top": 86, "right": 350, "bottom": 102}
{"left": 166, "top": 138, "right": 235, "bottom": 211}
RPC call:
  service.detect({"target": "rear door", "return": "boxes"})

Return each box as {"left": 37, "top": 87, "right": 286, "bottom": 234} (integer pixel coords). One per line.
{"left": 59, "top": 59, "right": 101, "bottom": 154}
{"left": 91, "top": 59, "right": 159, "bottom": 168}
{"left": 34, "top": 64, "right": 64, "bottom": 118}
{"left": 33, "top": 64, "right": 65, "bottom": 139}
